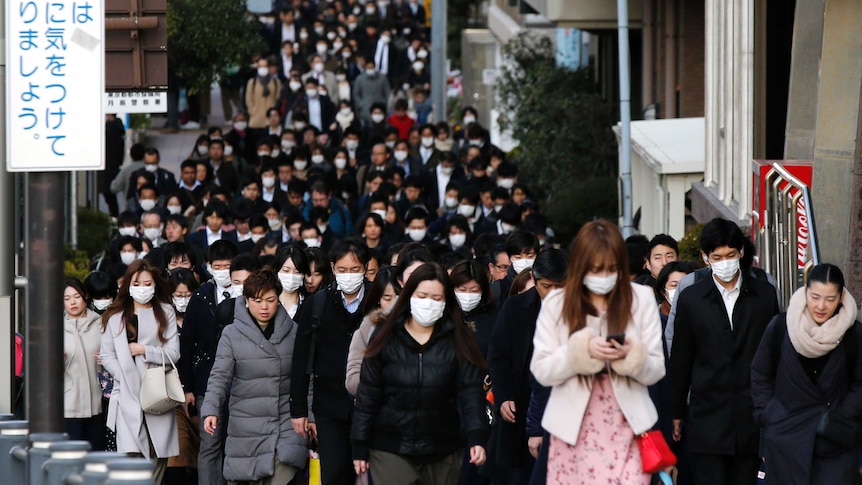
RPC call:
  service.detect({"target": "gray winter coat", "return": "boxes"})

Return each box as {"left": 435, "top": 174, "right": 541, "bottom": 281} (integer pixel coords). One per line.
{"left": 201, "top": 296, "right": 308, "bottom": 481}
{"left": 353, "top": 72, "right": 390, "bottom": 122}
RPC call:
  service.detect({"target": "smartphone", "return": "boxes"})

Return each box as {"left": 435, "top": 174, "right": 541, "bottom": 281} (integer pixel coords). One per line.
{"left": 606, "top": 333, "right": 626, "bottom": 345}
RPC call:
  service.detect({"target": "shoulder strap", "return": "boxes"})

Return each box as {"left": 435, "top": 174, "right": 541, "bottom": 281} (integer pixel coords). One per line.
{"left": 306, "top": 290, "right": 327, "bottom": 375}
{"left": 771, "top": 316, "right": 786, "bottom": 361}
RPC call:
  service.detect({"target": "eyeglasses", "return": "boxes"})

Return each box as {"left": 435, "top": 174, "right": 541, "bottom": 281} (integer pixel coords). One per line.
{"left": 493, "top": 264, "right": 510, "bottom": 272}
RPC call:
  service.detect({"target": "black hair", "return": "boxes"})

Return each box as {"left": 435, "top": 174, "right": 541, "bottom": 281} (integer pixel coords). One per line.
{"left": 203, "top": 199, "right": 229, "bottom": 219}
{"left": 84, "top": 271, "right": 118, "bottom": 300}
{"left": 361, "top": 267, "right": 398, "bottom": 316}
{"left": 497, "top": 203, "right": 523, "bottom": 226}
{"left": 532, "top": 248, "right": 569, "bottom": 282}
{"left": 449, "top": 259, "right": 495, "bottom": 312}
{"left": 130, "top": 143, "right": 146, "bottom": 161}
{"left": 180, "top": 159, "right": 197, "bottom": 171}
{"left": 648, "top": 234, "right": 680, "bottom": 256}
{"left": 807, "top": 263, "right": 845, "bottom": 294}
{"left": 626, "top": 235, "right": 650, "bottom": 276}
{"left": 144, "top": 147, "right": 160, "bottom": 160}
{"left": 403, "top": 175, "right": 424, "bottom": 190}
{"left": 273, "top": 245, "right": 312, "bottom": 275}
{"left": 163, "top": 242, "right": 197, "bottom": 269}
{"left": 116, "top": 235, "right": 143, "bottom": 253}
{"left": 138, "top": 182, "right": 159, "bottom": 197}
{"left": 305, "top": 247, "right": 334, "bottom": 289}
{"left": 330, "top": 238, "right": 370, "bottom": 266}
{"left": 505, "top": 230, "right": 540, "bottom": 257}
{"left": 404, "top": 207, "right": 429, "bottom": 225}
{"left": 700, "top": 218, "right": 746, "bottom": 254}
{"left": 63, "top": 277, "right": 88, "bottom": 304}
{"left": 249, "top": 214, "right": 269, "bottom": 232}
{"left": 496, "top": 161, "right": 518, "bottom": 178}
{"left": 231, "top": 253, "right": 263, "bottom": 274}
{"left": 393, "top": 243, "right": 437, "bottom": 287}
{"left": 491, "top": 187, "right": 510, "bottom": 201}
{"left": 206, "top": 239, "right": 239, "bottom": 263}
{"left": 168, "top": 268, "right": 200, "bottom": 295}
{"left": 117, "top": 210, "right": 138, "bottom": 228}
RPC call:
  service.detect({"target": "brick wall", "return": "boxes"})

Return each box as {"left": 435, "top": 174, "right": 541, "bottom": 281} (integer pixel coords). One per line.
{"left": 678, "top": 1, "right": 705, "bottom": 117}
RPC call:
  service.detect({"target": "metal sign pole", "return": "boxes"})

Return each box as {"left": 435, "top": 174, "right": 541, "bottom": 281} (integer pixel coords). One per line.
{"left": 0, "top": 0, "right": 16, "bottom": 416}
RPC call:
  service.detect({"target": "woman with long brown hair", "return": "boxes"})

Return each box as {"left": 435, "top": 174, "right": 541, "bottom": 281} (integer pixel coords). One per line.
{"left": 530, "top": 220, "right": 665, "bottom": 484}
{"left": 100, "top": 259, "right": 179, "bottom": 484}
{"left": 351, "top": 263, "right": 489, "bottom": 484}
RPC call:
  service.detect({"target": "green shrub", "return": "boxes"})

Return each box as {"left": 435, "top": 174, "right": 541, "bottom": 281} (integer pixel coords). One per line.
{"left": 678, "top": 223, "right": 704, "bottom": 262}
{"left": 76, "top": 207, "right": 113, "bottom": 259}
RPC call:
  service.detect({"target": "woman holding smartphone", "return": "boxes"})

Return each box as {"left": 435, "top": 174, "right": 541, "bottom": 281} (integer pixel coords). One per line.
{"left": 530, "top": 220, "right": 665, "bottom": 484}
{"left": 100, "top": 260, "right": 179, "bottom": 483}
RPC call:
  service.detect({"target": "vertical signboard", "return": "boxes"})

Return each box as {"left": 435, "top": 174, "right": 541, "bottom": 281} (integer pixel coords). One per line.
{"left": 7, "top": 0, "right": 105, "bottom": 171}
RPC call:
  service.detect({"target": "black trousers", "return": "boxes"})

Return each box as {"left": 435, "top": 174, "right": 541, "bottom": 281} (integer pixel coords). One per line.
{"left": 316, "top": 415, "right": 356, "bottom": 485}
{"left": 65, "top": 414, "right": 105, "bottom": 451}
{"left": 692, "top": 453, "right": 760, "bottom": 485}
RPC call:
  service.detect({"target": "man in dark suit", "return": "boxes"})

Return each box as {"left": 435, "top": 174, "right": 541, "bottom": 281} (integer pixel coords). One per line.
{"left": 293, "top": 78, "right": 337, "bottom": 137}
{"left": 487, "top": 249, "right": 567, "bottom": 484}
{"left": 401, "top": 0, "right": 427, "bottom": 27}
{"left": 415, "top": 123, "right": 443, "bottom": 169}
{"left": 188, "top": 200, "right": 239, "bottom": 251}
{"left": 179, "top": 244, "right": 245, "bottom": 485}
{"left": 126, "top": 147, "right": 177, "bottom": 199}
{"left": 668, "top": 219, "right": 780, "bottom": 485}
{"left": 277, "top": 40, "right": 307, "bottom": 82}
{"left": 205, "top": 139, "right": 239, "bottom": 196}
{"left": 423, "top": 151, "right": 464, "bottom": 213}
{"left": 270, "top": 7, "right": 302, "bottom": 55}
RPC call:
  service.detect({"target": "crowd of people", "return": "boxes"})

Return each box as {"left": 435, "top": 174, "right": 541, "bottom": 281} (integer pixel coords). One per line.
{"left": 61, "top": 1, "right": 862, "bottom": 485}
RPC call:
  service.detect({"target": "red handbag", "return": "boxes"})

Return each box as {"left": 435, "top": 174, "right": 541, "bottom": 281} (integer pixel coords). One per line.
{"left": 636, "top": 430, "right": 677, "bottom": 474}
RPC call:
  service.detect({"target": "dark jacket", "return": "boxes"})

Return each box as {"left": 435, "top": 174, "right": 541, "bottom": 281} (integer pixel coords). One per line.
{"left": 751, "top": 313, "right": 862, "bottom": 485}
{"left": 127, "top": 167, "right": 178, "bottom": 199}
{"left": 188, "top": 229, "right": 239, "bottom": 251}
{"left": 466, "top": 304, "right": 499, "bottom": 359}
{"left": 351, "top": 320, "right": 488, "bottom": 460}
{"left": 201, "top": 297, "right": 308, "bottom": 481}
{"left": 486, "top": 288, "right": 541, "bottom": 468}
{"left": 290, "top": 284, "right": 367, "bottom": 420}
{"left": 668, "top": 274, "right": 779, "bottom": 455}
{"left": 179, "top": 281, "right": 228, "bottom": 397}
{"left": 525, "top": 374, "right": 551, "bottom": 438}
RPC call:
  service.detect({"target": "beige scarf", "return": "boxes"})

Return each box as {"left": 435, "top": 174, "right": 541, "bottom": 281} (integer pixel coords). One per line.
{"left": 786, "top": 286, "right": 858, "bottom": 358}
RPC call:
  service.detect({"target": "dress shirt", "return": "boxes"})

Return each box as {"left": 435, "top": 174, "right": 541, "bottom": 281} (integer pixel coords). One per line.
{"left": 713, "top": 273, "right": 743, "bottom": 330}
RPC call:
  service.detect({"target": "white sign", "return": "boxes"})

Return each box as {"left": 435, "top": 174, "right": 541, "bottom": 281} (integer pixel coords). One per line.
{"left": 7, "top": 0, "right": 105, "bottom": 172}
{"left": 482, "top": 68, "right": 499, "bottom": 86}
{"left": 104, "top": 91, "right": 168, "bottom": 114}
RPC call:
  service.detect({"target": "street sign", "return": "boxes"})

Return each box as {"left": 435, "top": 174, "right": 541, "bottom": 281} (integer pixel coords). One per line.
{"left": 104, "top": 90, "right": 167, "bottom": 113}
{"left": 6, "top": 0, "right": 105, "bottom": 172}
{"left": 105, "top": 0, "right": 167, "bottom": 90}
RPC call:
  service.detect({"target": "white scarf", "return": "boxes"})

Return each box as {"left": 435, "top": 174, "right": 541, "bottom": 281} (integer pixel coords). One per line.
{"left": 786, "top": 286, "right": 858, "bottom": 358}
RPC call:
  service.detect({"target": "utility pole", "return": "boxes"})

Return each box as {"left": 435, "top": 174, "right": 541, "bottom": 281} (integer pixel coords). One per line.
{"left": 430, "top": 0, "right": 447, "bottom": 121}
{"left": 617, "top": 0, "right": 634, "bottom": 238}
{"left": 0, "top": 0, "right": 17, "bottom": 416}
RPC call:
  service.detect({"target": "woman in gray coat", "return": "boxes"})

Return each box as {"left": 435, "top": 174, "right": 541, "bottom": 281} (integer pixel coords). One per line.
{"left": 202, "top": 268, "right": 309, "bottom": 485}
{"left": 100, "top": 260, "right": 180, "bottom": 484}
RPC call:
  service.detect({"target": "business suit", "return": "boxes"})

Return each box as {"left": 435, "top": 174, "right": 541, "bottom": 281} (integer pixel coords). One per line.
{"left": 423, "top": 166, "right": 465, "bottom": 213}
{"left": 668, "top": 274, "right": 779, "bottom": 485}
{"left": 301, "top": 70, "right": 338, "bottom": 100}
{"left": 188, "top": 229, "right": 239, "bottom": 251}
{"left": 293, "top": 93, "right": 337, "bottom": 135}
{"left": 126, "top": 167, "right": 178, "bottom": 199}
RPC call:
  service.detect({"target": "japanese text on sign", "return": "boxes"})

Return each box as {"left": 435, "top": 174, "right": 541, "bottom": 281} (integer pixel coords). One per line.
{"left": 7, "top": 1, "right": 105, "bottom": 172}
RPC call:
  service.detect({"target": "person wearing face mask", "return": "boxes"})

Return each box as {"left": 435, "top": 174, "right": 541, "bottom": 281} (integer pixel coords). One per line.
{"left": 353, "top": 60, "right": 391, "bottom": 124}
{"left": 345, "top": 267, "right": 400, "bottom": 397}
{"left": 178, "top": 242, "right": 242, "bottom": 485}
{"left": 667, "top": 219, "right": 779, "bottom": 485}
{"left": 423, "top": 152, "right": 465, "bottom": 213}
{"left": 99, "top": 260, "right": 180, "bottom": 484}
{"left": 301, "top": 54, "right": 338, "bottom": 98}
{"left": 416, "top": 123, "right": 443, "bottom": 168}
{"left": 391, "top": 138, "right": 421, "bottom": 178}
{"left": 290, "top": 240, "right": 371, "bottom": 485}
{"left": 401, "top": 207, "right": 433, "bottom": 244}
{"left": 336, "top": 100, "right": 359, "bottom": 132}
{"left": 529, "top": 221, "right": 664, "bottom": 485}
{"left": 451, "top": 260, "right": 498, "bottom": 357}
{"left": 139, "top": 211, "right": 167, "bottom": 248}
{"left": 115, "top": 236, "right": 143, "bottom": 268}
{"left": 439, "top": 215, "right": 473, "bottom": 259}
{"left": 127, "top": 147, "right": 178, "bottom": 201}
{"left": 489, "top": 230, "right": 539, "bottom": 308}
{"left": 387, "top": 98, "right": 415, "bottom": 141}
{"left": 63, "top": 278, "right": 105, "bottom": 450}
{"left": 246, "top": 57, "right": 282, "bottom": 150}
{"left": 351, "top": 262, "right": 489, "bottom": 482}
{"left": 188, "top": 201, "right": 239, "bottom": 251}
{"left": 293, "top": 78, "right": 337, "bottom": 137}
{"left": 272, "top": 247, "right": 310, "bottom": 319}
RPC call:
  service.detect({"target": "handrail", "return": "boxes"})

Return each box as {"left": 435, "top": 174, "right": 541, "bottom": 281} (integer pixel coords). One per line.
{"left": 759, "top": 163, "right": 820, "bottom": 307}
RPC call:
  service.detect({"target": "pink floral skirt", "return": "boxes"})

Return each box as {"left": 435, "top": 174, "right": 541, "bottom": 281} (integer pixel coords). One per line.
{"left": 547, "top": 374, "right": 649, "bottom": 485}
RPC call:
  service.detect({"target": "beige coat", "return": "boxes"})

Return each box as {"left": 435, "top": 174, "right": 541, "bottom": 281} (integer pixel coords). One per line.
{"left": 345, "top": 311, "right": 385, "bottom": 396}
{"left": 245, "top": 76, "right": 282, "bottom": 128}
{"left": 530, "top": 284, "right": 665, "bottom": 445}
{"left": 64, "top": 309, "right": 103, "bottom": 418}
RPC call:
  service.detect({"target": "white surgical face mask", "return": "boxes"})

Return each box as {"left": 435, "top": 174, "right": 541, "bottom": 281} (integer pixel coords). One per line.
{"left": 455, "top": 292, "right": 482, "bottom": 313}
{"left": 497, "top": 178, "right": 515, "bottom": 189}
{"left": 421, "top": 136, "right": 434, "bottom": 148}
{"left": 345, "top": 139, "right": 359, "bottom": 151}
{"left": 257, "top": 66, "right": 269, "bottom": 77}
{"left": 268, "top": 218, "right": 282, "bottom": 231}
{"left": 444, "top": 196, "right": 458, "bottom": 209}
{"left": 333, "top": 42, "right": 343, "bottom": 52}
{"left": 372, "top": 209, "right": 387, "bottom": 220}
{"left": 583, "top": 273, "right": 618, "bottom": 296}
{"left": 230, "top": 285, "right": 244, "bottom": 298}
{"left": 233, "top": 121, "right": 248, "bottom": 131}
{"left": 407, "top": 228, "right": 426, "bottom": 242}
{"left": 311, "top": 154, "right": 325, "bottom": 164}
{"left": 463, "top": 115, "right": 476, "bottom": 125}
{"left": 449, "top": 233, "right": 467, "bottom": 249}
{"left": 250, "top": 233, "right": 265, "bottom": 243}
{"left": 224, "top": 145, "right": 234, "bottom": 156}
{"left": 457, "top": 204, "right": 475, "bottom": 218}
{"left": 710, "top": 257, "right": 741, "bottom": 283}
{"left": 139, "top": 199, "right": 157, "bottom": 211}
{"left": 385, "top": 140, "right": 396, "bottom": 149}
{"left": 335, "top": 272, "right": 364, "bottom": 294}
{"left": 394, "top": 150, "right": 408, "bottom": 162}
{"left": 143, "top": 227, "right": 162, "bottom": 241}
{"left": 271, "top": 148, "right": 281, "bottom": 157}
{"left": 304, "top": 237, "right": 322, "bottom": 248}
{"left": 306, "top": 88, "right": 319, "bottom": 98}
{"left": 276, "top": 272, "right": 303, "bottom": 293}
{"left": 167, "top": 205, "right": 182, "bottom": 215}
{"left": 118, "top": 227, "right": 137, "bottom": 237}
{"left": 440, "top": 165, "right": 455, "bottom": 176}
{"left": 129, "top": 285, "right": 155, "bottom": 304}
{"left": 410, "top": 297, "right": 445, "bottom": 327}
{"left": 197, "top": 145, "right": 209, "bottom": 155}
{"left": 511, "top": 258, "right": 534, "bottom": 274}
{"left": 138, "top": 251, "right": 148, "bottom": 260}
{"left": 293, "top": 121, "right": 307, "bottom": 131}
{"left": 257, "top": 151, "right": 271, "bottom": 158}
{"left": 289, "top": 81, "right": 302, "bottom": 91}
{"left": 144, "top": 163, "right": 158, "bottom": 173}
{"left": 665, "top": 287, "right": 677, "bottom": 304}
{"left": 208, "top": 265, "right": 232, "bottom": 288}
{"left": 282, "top": 140, "right": 296, "bottom": 150}
{"left": 334, "top": 157, "right": 348, "bottom": 169}
{"left": 294, "top": 160, "right": 308, "bottom": 171}
{"left": 500, "top": 222, "right": 516, "bottom": 234}
{"left": 371, "top": 113, "right": 385, "bottom": 123}
{"left": 316, "top": 44, "right": 328, "bottom": 55}
{"left": 120, "top": 251, "right": 137, "bottom": 266}
{"left": 412, "top": 61, "right": 424, "bottom": 72}
{"left": 262, "top": 176, "right": 276, "bottom": 188}
{"left": 340, "top": 107, "right": 352, "bottom": 116}
{"left": 93, "top": 298, "right": 113, "bottom": 311}
{"left": 318, "top": 224, "right": 328, "bottom": 234}
{"left": 173, "top": 296, "right": 191, "bottom": 313}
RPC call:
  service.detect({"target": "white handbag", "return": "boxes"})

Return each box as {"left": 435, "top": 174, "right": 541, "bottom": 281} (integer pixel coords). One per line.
{"left": 140, "top": 347, "right": 184, "bottom": 415}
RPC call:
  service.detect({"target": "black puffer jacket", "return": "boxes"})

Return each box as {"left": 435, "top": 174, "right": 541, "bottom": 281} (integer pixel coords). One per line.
{"left": 351, "top": 320, "right": 488, "bottom": 460}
